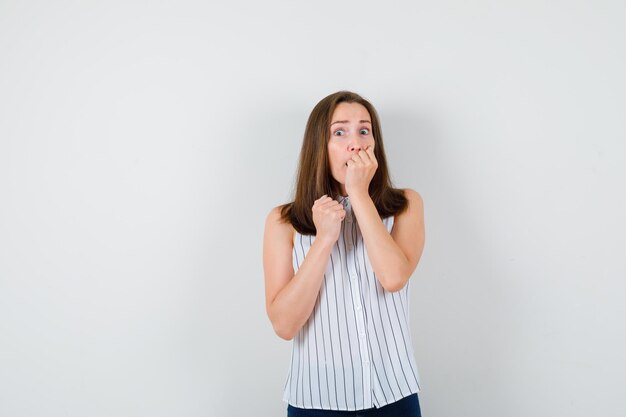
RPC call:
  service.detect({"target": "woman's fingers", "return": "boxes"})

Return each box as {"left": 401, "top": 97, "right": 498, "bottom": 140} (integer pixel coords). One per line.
{"left": 357, "top": 148, "right": 377, "bottom": 164}
{"left": 349, "top": 147, "right": 377, "bottom": 166}
{"left": 312, "top": 196, "right": 346, "bottom": 243}
{"left": 313, "top": 195, "right": 332, "bottom": 207}
{"left": 344, "top": 146, "right": 378, "bottom": 196}
{"left": 313, "top": 197, "right": 344, "bottom": 213}
{"left": 366, "top": 146, "right": 378, "bottom": 165}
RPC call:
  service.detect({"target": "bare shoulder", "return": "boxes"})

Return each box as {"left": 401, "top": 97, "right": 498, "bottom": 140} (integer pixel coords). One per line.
{"left": 399, "top": 188, "right": 424, "bottom": 219}
{"left": 265, "top": 205, "right": 284, "bottom": 225}
{"left": 264, "top": 205, "right": 295, "bottom": 243}
{"left": 391, "top": 188, "right": 424, "bottom": 238}
{"left": 391, "top": 189, "right": 425, "bottom": 267}
{"left": 402, "top": 188, "right": 423, "bottom": 208}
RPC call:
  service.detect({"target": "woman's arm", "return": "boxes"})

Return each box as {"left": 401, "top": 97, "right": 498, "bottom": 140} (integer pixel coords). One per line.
{"left": 345, "top": 146, "right": 425, "bottom": 292}
{"left": 263, "top": 198, "right": 344, "bottom": 340}
{"left": 350, "top": 188, "right": 425, "bottom": 292}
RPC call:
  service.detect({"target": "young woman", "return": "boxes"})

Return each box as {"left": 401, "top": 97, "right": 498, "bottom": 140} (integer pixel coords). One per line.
{"left": 263, "top": 91, "right": 425, "bottom": 417}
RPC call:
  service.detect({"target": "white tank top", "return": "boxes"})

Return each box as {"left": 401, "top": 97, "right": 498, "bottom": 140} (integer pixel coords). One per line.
{"left": 283, "top": 196, "right": 421, "bottom": 411}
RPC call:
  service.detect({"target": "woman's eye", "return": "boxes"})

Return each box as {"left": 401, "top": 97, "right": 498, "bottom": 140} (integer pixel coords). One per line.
{"left": 334, "top": 129, "right": 345, "bottom": 136}
{"left": 360, "top": 128, "right": 370, "bottom": 135}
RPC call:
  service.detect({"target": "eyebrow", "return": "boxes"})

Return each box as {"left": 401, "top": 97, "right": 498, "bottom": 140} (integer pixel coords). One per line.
{"left": 330, "top": 120, "right": 372, "bottom": 126}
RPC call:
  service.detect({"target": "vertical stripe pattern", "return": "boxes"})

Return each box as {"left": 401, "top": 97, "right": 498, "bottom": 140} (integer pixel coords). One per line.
{"left": 282, "top": 196, "right": 421, "bottom": 411}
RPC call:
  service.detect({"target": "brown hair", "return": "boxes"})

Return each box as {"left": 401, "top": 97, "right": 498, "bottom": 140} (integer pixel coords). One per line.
{"left": 280, "top": 91, "right": 408, "bottom": 235}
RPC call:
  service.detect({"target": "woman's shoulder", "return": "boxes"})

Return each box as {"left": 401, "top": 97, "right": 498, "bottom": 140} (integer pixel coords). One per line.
{"left": 390, "top": 188, "right": 425, "bottom": 239}
{"left": 265, "top": 204, "right": 290, "bottom": 227}
{"left": 401, "top": 188, "right": 424, "bottom": 206}
{"left": 393, "top": 188, "right": 424, "bottom": 220}
{"left": 266, "top": 204, "right": 283, "bottom": 221}
{"left": 265, "top": 204, "right": 296, "bottom": 242}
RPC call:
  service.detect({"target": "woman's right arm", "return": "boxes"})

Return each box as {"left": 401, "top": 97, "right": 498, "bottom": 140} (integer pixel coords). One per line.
{"left": 263, "top": 197, "right": 344, "bottom": 340}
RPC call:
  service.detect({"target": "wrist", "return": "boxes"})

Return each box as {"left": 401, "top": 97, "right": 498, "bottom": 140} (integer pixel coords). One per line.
{"left": 312, "top": 235, "right": 336, "bottom": 250}
{"left": 347, "top": 189, "right": 371, "bottom": 202}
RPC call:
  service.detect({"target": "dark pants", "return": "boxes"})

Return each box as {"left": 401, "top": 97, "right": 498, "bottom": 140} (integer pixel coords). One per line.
{"left": 287, "top": 394, "right": 421, "bottom": 417}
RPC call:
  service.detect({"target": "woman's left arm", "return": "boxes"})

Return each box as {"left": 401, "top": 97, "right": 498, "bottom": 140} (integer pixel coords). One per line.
{"left": 350, "top": 188, "right": 425, "bottom": 292}
{"left": 346, "top": 146, "right": 424, "bottom": 292}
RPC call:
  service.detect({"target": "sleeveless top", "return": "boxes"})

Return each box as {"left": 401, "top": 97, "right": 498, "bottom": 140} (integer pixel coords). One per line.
{"left": 283, "top": 196, "right": 421, "bottom": 411}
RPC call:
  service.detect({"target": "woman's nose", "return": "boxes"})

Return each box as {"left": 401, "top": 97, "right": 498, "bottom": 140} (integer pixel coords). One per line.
{"left": 348, "top": 140, "right": 362, "bottom": 152}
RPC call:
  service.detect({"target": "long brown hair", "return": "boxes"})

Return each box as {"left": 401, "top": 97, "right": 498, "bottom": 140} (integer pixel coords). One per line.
{"left": 281, "top": 91, "right": 408, "bottom": 235}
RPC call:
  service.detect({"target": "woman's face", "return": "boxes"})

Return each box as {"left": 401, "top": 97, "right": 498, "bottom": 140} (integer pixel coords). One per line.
{"left": 327, "top": 102, "right": 375, "bottom": 194}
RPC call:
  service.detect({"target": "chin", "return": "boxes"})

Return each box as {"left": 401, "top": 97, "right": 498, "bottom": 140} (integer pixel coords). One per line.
{"left": 335, "top": 178, "right": 346, "bottom": 188}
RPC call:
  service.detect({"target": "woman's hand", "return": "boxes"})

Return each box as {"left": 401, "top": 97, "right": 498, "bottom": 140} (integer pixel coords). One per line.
{"left": 312, "top": 195, "right": 345, "bottom": 245}
{"left": 345, "top": 145, "right": 378, "bottom": 197}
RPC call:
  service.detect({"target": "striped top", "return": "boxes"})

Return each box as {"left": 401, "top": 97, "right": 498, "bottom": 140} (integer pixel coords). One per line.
{"left": 283, "top": 196, "right": 421, "bottom": 411}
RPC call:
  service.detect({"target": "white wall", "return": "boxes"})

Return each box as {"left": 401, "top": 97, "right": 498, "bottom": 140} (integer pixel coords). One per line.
{"left": 1, "top": 1, "right": 624, "bottom": 416}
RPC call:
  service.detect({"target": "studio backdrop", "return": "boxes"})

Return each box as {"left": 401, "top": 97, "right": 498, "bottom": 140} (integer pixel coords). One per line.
{"left": 1, "top": 1, "right": 625, "bottom": 416}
